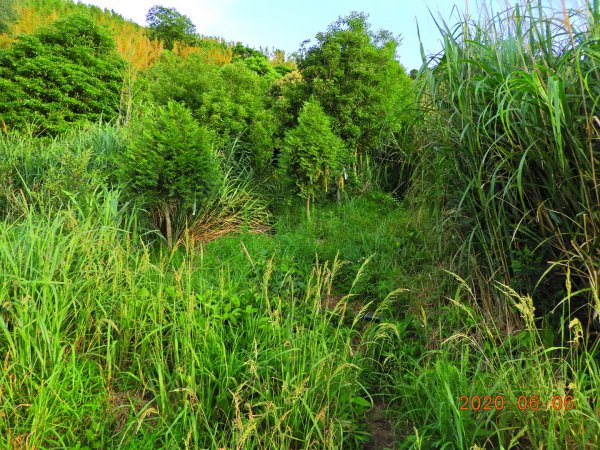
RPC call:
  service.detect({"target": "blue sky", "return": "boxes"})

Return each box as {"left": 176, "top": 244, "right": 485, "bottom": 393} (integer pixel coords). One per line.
{"left": 76, "top": 0, "right": 581, "bottom": 70}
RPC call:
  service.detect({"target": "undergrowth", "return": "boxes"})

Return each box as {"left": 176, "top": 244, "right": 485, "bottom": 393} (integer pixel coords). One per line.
{"left": 1, "top": 1, "right": 599, "bottom": 448}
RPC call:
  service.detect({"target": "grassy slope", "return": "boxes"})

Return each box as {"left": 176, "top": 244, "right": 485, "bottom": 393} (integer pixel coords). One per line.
{"left": 1, "top": 0, "right": 292, "bottom": 68}
{"left": 2, "top": 130, "right": 596, "bottom": 448}
{"left": 1, "top": 0, "right": 232, "bottom": 68}
{"left": 1, "top": 0, "right": 599, "bottom": 447}
{"left": 0, "top": 155, "right": 433, "bottom": 448}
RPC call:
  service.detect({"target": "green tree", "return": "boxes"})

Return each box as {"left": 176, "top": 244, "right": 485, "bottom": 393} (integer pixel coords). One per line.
{"left": 298, "top": 12, "right": 413, "bottom": 163}
{"left": 146, "top": 53, "right": 278, "bottom": 171}
{"left": 146, "top": 5, "right": 196, "bottom": 50}
{"left": 0, "top": 0, "right": 18, "bottom": 34}
{"left": 122, "top": 101, "right": 221, "bottom": 249}
{"left": 279, "top": 99, "right": 346, "bottom": 220}
{"left": 270, "top": 70, "right": 306, "bottom": 137}
{"left": 0, "top": 14, "right": 125, "bottom": 134}
{"left": 232, "top": 43, "right": 279, "bottom": 80}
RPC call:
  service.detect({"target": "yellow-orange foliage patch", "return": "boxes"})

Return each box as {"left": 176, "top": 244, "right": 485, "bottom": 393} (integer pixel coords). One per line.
{"left": 172, "top": 42, "right": 233, "bottom": 66}
{"left": 12, "top": 7, "right": 59, "bottom": 35}
{"left": 0, "top": 34, "right": 14, "bottom": 49}
{"left": 111, "top": 23, "right": 163, "bottom": 71}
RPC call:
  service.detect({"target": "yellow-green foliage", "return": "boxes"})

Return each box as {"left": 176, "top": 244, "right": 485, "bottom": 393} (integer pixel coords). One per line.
{"left": 0, "top": 186, "right": 392, "bottom": 448}
{"left": 5, "top": 0, "right": 232, "bottom": 71}
{"left": 173, "top": 40, "right": 232, "bottom": 66}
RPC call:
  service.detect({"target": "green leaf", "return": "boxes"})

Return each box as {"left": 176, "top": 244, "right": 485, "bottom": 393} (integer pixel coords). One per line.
{"left": 351, "top": 396, "right": 372, "bottom": 408}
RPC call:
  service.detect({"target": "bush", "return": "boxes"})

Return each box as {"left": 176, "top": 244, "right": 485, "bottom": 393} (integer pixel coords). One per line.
{"left": 120, "top": 101, "right": 222, "bottom": 248}
{"left": 146, "top": 53, "right": 278, "bottom": 171}
{"left": 279, "top": 99, "right": 347, "bottom": 219}
{"left": 0, "top": 14, "right": 126, "bottom": 134}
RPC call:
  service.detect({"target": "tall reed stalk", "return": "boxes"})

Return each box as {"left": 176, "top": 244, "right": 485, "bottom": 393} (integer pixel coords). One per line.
{"left": 414, "top": 0, "right": 599, "bottom": 331}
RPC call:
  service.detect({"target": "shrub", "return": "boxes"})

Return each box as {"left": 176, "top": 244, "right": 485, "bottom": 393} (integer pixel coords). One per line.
{"left": 146, "top": 53, "right": 278, "bottom": 171}
{"left": 279, "top": 99, "right": 347, "bottom": 220}
{"left": 121, "top": 101, "right": 221, "bottom": 248}
{"left": 0, "top": 14, "right": 126, "bottom": 134}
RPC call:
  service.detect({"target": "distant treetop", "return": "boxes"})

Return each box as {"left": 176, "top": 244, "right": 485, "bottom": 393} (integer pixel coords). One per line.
{"left": 146, "top": 5, "right": 197, "bottom": 50}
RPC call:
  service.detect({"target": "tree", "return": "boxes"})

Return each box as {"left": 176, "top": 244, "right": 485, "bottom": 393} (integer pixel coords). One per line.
{"left": 0, "top": 0, "right": 18, "bottom": 34}
{"left": 146, "top": 53, "right": 278, "bottom": 171}
{"left": 279, "top": 99, "right": 346, "bottom": 220}
{"left": 0, "top": 14, "right": 125, "bottom": 134}
{"left": 298, "top": 12, "right": 414, "bottom": 163}
{"left": 146, "top": 5, "right": 196, "bottom": 50}
{"left": 232, "top": 43, "right": 279, "bottom": 80}
{"left": 121, "top": 101, "right": 221, "bottom": 249}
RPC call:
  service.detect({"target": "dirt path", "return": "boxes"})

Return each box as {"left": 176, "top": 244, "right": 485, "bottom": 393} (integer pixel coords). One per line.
{"left": 364, "top": 401, "right": 398, "bottom": 449}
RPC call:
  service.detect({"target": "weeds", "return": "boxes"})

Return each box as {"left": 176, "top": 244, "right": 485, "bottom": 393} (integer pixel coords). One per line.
{"left": 388, "top": 275, "right": 600, "bottom": 449}
{"left": 0, "top": 186, "right": 405, "bottom": 448}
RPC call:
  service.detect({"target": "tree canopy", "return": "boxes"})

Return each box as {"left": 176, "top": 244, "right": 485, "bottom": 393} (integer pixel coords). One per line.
{"left": 298, "top": 12, "right": 414, "bottom": 160}
{"left": 146, "top": 53, "right": 278, "bottom": 171}
{"left": 146, "top": 5, "right": 197, "bottom": 50}
{"left": 232, "top": 43, "right": 279, "bottom": 80}
{"left": 0, "top": 14, "right": 125, "bottom": 134}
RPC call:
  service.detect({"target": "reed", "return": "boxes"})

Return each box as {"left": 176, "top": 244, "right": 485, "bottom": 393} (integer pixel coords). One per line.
{"left": 414, "top": 0, "right": 600, "bottom": 330}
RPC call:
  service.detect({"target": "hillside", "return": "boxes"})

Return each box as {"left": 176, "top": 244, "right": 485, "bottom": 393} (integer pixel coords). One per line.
{"left": 0, "top": 0, "right": 291, "bottom": 69}
{"left": 0, "top": 1, "right": 598, "bottom": 448}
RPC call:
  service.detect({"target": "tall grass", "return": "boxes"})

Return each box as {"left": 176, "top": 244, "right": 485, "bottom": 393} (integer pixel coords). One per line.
{"left": 389, "top": 2, "right": 600, "bottom": 447}
{"left": 388, "top": 274, "right": 600, "bottom": 449}
{"left": 0, "top": 123, "right": 414, "bottom": 448}
{"left": 176, "top": 167, "right": 272, "bottom": 245}
{"left": 0, "top": 184, "right": 398, "bottom": 448}
{"left": 414, "top": 1, "right": 600, "bottom": 330}
{"left": 0, "top": 124, "right": 124, "bottom": 220}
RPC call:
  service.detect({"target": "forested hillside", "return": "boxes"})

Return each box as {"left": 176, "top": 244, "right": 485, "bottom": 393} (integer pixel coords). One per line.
{"left": 0, "top": 0, "right": 598, "bottom": 448}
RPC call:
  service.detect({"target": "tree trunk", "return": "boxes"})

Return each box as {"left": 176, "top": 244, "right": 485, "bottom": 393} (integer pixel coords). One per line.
{"left": 306, "top": 195, "right": 311, "bottom": 222}
{"left": 164, "top": 203, "right": 173, "bottom": 250}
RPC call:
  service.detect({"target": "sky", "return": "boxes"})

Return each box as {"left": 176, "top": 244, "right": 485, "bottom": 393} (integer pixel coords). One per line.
{"left": 74, "top": 0, "right": 582, "bottom": 70}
